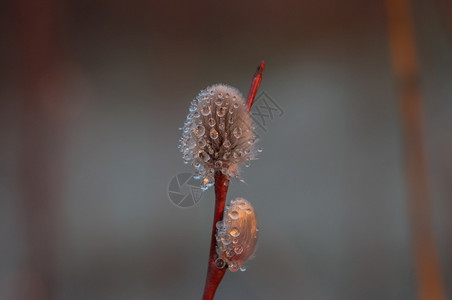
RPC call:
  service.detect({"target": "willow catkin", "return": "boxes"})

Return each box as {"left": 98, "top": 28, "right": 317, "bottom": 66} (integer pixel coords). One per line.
{"left": 215, "top": 197, "right": 258, "bottom": 272}
{"left": 179, "top": 84, "right": 258, "bottom": 190}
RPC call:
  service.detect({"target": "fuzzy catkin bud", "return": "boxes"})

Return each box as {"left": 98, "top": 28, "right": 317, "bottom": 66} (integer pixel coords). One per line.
{"left": 215, "top": 197, "right": 258, "bottom": 272}
{"left": 179, "top": 84, "right": 258, "bottom": 190}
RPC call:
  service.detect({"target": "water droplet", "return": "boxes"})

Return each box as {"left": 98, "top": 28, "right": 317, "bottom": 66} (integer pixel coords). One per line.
{"left": 233, "top": 245, "right": 243, "bottom": 254}
{"left": 214, "top": 161, "right": 222, "bottom": 168}
{"left": 208, "top": 117, "right": 216, "bottom": 127}
{"left": 238, "top": 202, "right": 247, "bottom": 210}
{"left": 223, "top": 180, "right": 229, "bottom": 186}
{"left": 197, "top": 138, "right": 206, "bottom": 148}
{"left": 216, "top": 221, "right": 224, "bottom": 230}
{"left": 221, "top": 235, "right": 232, "bottom": 245}
{"left": 194, "top": 125, "right": 205, "bottom": 137}
{"left": 203, "top": 176, "right": 213, "bottom": 187}
{"left": 210, "top": 128, "right": 219, "bottom": 139}
{"left": 215, "top": 258, "right": 226, "bottom": 269}
{"left": 233, "top": 102, "right": 239, "bottom": 109}
{"left": 232, "top": 127, "right": 242, "bottom": 138}
{"left": 198, "top": 150, "right": 210, "bottom": 162}
{"left": 218, "top": 121, "right": 225, "bottom": 130}
{"left": 189, "top": 106, "right": 197, "bottom": 112}
{"left": 215, "top": 97, "right": 223, "bottom": 106}
{"left": 201, "top": 105, "right": 211, "bottom": 116}
{"left": 217, "top": 107, "right": 226, "bottom": 117}
{"left": 217, "top": 243, "right": 226, "bottom": 252}
{"left": 228, "top": 262, "right": 239, "bottom": 272}
{"left": 193, "top": 111, "right": 200, "bottom": 118}
{"left": 223, "top": 139, "right": 231, "bottom": 148}
{"left": 245, "top": 208, "right": 252, "bottom": 214}
{"left": 233, "top": 150, "right": 241, "bottom": 158}
{"left": 228, "top": 210, "right": 239, "bottom": 220}
{"left": 257, "top": 147, "right": 263, "bottom": 153}
{"left": 232, "top": 238, "right": 239, "bottom": 244}
{"left": 207, "top": 145, "right": 214, "bottom": 154}
{"left": 239, "top": 265, "right": 247, "bottom": 272}
{"left": 187, "top": 138, "right": 196, "bottom": 149}
{"left": 230, "top": 227, "right": 240, "bottom": 237}
{"left": 193, "top": 160, "right": 201, "bottom": 168}
{"left": 226, "top": 249, "right": 235, "bottom": 258}
{"left": 248, "top": 137, "right": 256, "bottom": 145}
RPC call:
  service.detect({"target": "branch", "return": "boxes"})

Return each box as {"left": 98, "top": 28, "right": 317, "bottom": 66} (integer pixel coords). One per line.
{"left": 201, "top": 61, "right": 265, "bottom": 300}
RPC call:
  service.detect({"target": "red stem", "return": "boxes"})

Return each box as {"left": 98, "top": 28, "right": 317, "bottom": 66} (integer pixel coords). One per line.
{"left": 202, "top": 171, "right": 229, "bottom": 300}
{"left": 246, "top": 61, "right": 265, "bottom": 112}
{"left": 202, "top": 62, "right": 265, "bottom": 300}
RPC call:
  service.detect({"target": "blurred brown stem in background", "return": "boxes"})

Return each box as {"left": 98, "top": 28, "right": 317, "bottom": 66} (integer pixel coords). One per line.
{"left": 385, "top": 0, "right": 445, "bottom": 299}
{"left": 14, "top": 0, "right": 66, "bottom": 299}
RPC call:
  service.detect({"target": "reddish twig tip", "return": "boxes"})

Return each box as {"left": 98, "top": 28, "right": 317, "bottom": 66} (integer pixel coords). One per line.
{"left": 247, "top": 61, "right": 265, "bottom": 112}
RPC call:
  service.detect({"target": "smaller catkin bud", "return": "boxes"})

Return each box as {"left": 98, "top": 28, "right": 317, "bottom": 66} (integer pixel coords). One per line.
{"left": 215, "top": 197, "right": 258, "bottom": 272}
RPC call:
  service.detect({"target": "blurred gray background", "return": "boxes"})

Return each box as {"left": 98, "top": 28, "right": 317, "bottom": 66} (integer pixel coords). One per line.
{"left": 1, "top": 0, "right": 451, "bottom": 299}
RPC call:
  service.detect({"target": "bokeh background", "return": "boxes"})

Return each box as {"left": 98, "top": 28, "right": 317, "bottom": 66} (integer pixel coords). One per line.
{"left": 1, "top": 0, "right": 451, "bottom": 299}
